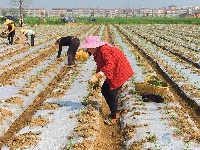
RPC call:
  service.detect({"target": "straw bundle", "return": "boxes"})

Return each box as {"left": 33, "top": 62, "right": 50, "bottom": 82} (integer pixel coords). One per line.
{"left": 76, "top": 50, "right": 89, "bottom": 61}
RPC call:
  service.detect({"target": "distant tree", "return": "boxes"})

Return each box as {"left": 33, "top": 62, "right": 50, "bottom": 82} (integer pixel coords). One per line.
{"left": 23, "top": 13, "right": 26, "bottom": 18}
{"left": 40, "top": 12, "right": 44, "bottom": 17}
{"left": 91, "top": 9, "right": 94, "bottom": 17}
{"left": 9, "top": 8, "right": 19, "bottom": 17}
{"left": 117, "top": 10, "right": 120, "bottom": 18}
{"left": 45, "top": 12, "right": 48, "bottom": 17}
{"left": 60, "top": 13, "right": 65, "bottom": 17}
{"left": 1, "top": 9, "right": 8, "bottom": 16}
{"left": 9, "top": 0, "right": 32, "bottom": 19}
{"left": 126, "top": 8, "right": 132, "bottom": 18}
{"left": 164, "top": 10, "right": 167, "bottom": 18}
{"left": 126, "top": 11, "right": 128, "bottom": 18}
{"left": 194, "top": 12, "right": 199, "bottom": 18}
{"left": 105, "top": 12, "right": 109, "bottom": 18}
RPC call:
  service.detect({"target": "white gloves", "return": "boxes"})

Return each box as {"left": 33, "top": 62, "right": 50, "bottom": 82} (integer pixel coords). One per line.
{"left": 89, "top": 75, "right": 99, "bottom": 83}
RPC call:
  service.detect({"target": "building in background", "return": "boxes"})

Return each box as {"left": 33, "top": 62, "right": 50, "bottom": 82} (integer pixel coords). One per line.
{"left": 0, "top": 5, "right": 199, "bottom": 18}
{"left": 0, "top": 7, "right": 46, "bottom": 18}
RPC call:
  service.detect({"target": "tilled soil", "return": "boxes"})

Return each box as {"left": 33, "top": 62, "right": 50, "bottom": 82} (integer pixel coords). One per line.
{"left": 0, "top": 24, "right": 199, "bottom": 149}
{"left": 0, "top": 66, "right": 72, "bottom": 148}
{"left": 93, "top": 99, "right": 124, "bottom": 150}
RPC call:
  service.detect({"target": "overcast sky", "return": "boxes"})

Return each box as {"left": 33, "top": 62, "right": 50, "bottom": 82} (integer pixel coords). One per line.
{"left": 0, "top": 0, "right": 199, "bottom": 10}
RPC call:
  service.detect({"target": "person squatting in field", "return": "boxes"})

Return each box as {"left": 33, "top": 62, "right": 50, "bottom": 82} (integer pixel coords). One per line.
{"left": 55, "top": 36, "right": 80, "bottom": 66}
{"left": 21, "top": 29, "right": 35, "bottom": 46}
{"left": 80, "top": 35, "right": 134, "bottom": 125}
{"left": 4, "top": 19, "right": 15, "bottom": 45}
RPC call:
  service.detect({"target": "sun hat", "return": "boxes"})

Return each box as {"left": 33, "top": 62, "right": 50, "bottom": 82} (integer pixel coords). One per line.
{"left": 56, "top": 36, "right": 61, "bottom": 41}
{"left": 4, "top": 19, "right": 12, "bottom": 24}
{"left": 54, "top": 36, "right": 61, "bottom": 45}
{"left": 80, "top": 35, "right": 111, "bottom": 49}
{"left": 21, "top": 29, "right": 25, "bottom": 33}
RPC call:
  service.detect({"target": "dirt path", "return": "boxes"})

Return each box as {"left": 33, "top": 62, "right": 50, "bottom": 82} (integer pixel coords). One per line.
{"left": 91, "top": 25, "right": 124, "bottom": 149}
{"left": 93, "top": 99, "right": 124, "bottom": 150}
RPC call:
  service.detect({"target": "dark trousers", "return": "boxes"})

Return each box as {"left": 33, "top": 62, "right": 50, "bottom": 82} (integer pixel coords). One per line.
{"left": 101, "top": 81, "right": 122, "bottom": 119}
{"left": 67, "top": 38, "right": 80, "bottom": 65}
{"left": 31, "top": 34, "right": 34, "bottom": 46}
{"left": 8, "top": 32, "right": 15, "bottom": 45}
{"left": 20, "top": 22, "right": 23, "bottom": 27}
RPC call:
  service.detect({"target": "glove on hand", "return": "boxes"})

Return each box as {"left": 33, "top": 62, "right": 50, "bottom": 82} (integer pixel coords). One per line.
{"left": 89, "top": 75, "right": 99, "bottom": 83}
{"left": 93, "top": 80, "right": 100, "bottom": 90}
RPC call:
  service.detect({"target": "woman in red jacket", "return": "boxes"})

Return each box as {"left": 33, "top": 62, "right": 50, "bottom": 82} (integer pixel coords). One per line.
{"left": 80, "top": 35, "right": 134, "bottom": 125}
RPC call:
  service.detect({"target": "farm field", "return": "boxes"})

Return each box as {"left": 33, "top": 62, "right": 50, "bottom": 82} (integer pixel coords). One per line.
{"left": 0, "top": 23, "right": 199, "bottom": 150}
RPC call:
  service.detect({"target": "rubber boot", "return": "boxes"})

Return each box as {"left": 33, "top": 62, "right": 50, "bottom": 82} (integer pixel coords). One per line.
{"left": 31, "top": 34, "right": 34, "bottom": 46}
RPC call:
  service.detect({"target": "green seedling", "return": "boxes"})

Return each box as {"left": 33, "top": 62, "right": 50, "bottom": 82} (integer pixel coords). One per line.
{"left": 66, "top": 137, "right": 73, "bottom": 150}
{"left": 170, "top": 114, "right": 176, "bottom": 119}
{"left": 146, "top": 131, "right": 157, "bottom": 142}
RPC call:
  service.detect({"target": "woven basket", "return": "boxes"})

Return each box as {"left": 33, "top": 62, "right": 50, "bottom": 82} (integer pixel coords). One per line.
{"left": 14, "top": 37, "right": 24, "bottom": 44}
{"left": 135, "top": 75, "right": 169, "bottom": 98}
{"left": 0, "top": 32, "right": 8, "bottom": 38}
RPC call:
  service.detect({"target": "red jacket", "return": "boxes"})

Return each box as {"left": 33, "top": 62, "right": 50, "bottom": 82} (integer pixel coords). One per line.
{"left": 94, "top": 44, "right": 134, "bottom": 90}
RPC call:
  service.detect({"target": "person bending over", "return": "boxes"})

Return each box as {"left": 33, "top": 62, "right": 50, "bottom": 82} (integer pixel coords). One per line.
{"left": 55, "top": 36, "right": 80, "bottom": 66}
{"left": 21, "top": 29, "right": 35, "bottom": 46}
{"left": 80, "top": 35, "right": 134, "bottom": 125}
